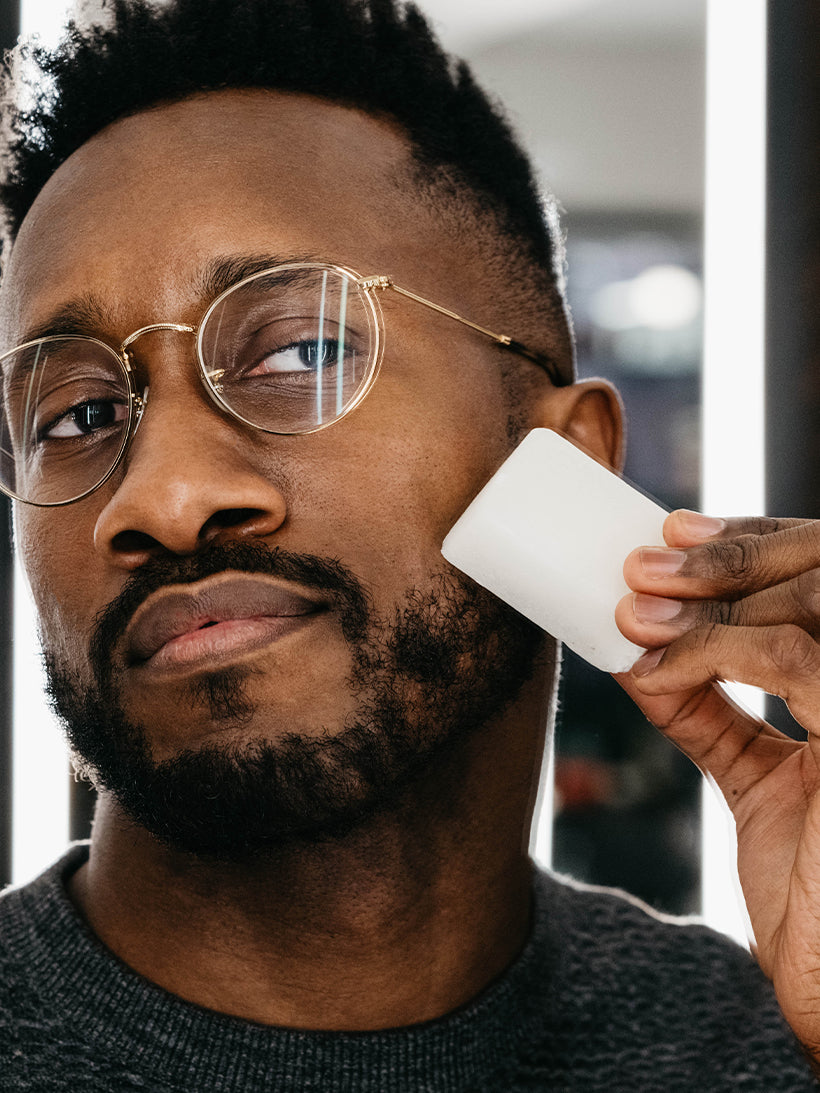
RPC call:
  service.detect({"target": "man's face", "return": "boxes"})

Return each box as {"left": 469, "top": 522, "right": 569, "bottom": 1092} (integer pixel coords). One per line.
{"left": 2, "top": 91, "right": 553, "bottom": 855}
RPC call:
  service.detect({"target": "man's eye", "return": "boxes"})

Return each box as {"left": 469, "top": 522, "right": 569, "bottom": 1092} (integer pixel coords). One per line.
{"left": 41, "top": 400, "right": 128, "bottom": 439}
{"left": 249, "top": 339, "right": 343, "bottom": 375}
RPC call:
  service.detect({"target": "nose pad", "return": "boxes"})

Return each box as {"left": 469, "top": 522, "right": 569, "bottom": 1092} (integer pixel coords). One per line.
{"left": 107, "top": 384, "right": 148, "bottom": 487}
{"left": 130, "top": 385, "right": 149, "bottom": 439}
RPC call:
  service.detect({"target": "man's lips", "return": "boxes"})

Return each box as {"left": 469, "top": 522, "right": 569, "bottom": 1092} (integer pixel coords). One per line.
{"left": 122, "top": 573, "right": 327, "bottom": 668}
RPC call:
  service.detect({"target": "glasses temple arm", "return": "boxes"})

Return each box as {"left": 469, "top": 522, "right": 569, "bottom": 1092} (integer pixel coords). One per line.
{"left": 361, "top": 277, "right": 567, "bottom": 386}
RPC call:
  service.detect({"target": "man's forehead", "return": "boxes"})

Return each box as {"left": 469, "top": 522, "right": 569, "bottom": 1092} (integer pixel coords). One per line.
{"left": 113, "top": 88, "right": 408, "bottom": 169}
{"left": 1, "top": 90, "right": 426, "bottom": 337}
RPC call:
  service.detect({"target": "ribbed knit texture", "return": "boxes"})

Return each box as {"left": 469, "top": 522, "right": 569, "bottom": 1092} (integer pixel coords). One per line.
{"left": 0, "top": 844, "right": 816, "bottom": 1091}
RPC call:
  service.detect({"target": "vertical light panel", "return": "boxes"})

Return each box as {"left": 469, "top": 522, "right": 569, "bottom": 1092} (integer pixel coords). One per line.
{"left": 11, "top": 0, "right": 78, "bottom": 886}
{"left": 528, "top": 725, "right": 554, "bottom": 870}
{"left": 20, "top": 0, "right": 72, "bottom": 42}
{"left": 700, "top": 0, "right": 767, "bottom": 945}
{"left": 12, "top": 560, "right": 69, "bottom": 885}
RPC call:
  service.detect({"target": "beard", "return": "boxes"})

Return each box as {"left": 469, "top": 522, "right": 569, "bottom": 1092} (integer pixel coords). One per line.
{"left": 44, "top": 540, "right": 544, "bottom": 861}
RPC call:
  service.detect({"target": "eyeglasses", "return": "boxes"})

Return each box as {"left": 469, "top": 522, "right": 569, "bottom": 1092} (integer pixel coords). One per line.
{"left": 0, "top": 261, "right": 565, "bottom": 507}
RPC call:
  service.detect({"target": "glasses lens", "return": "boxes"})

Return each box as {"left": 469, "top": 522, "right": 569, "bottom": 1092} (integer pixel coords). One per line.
{"left": 0, "top": 337, "right": 131, "bottom": 505}
{"left": 198, "top": 266, "right": 376, "bottom": 433}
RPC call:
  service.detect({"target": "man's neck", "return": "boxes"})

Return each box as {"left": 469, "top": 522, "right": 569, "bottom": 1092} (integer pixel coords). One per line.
{"left": 68, "top": 690, "right": 549, "bottom": 1030}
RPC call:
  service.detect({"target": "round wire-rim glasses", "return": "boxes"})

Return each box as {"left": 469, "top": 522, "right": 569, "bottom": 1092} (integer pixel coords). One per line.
{"left": 0, "top": 261, "right": 567, "bottom": 507}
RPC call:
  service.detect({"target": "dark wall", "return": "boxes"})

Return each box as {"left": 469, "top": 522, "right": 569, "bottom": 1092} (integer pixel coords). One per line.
{"left": 766, "top": 3, "right": 820, "bottom": 515}
{"left": 0, "top": 0, "right": 19, "bottom": 888}
{"left": 0, "top": 0, "right": 17, "bottom": 55}
{"left": 765, "top": 2, "right": 820, "bottom": 740}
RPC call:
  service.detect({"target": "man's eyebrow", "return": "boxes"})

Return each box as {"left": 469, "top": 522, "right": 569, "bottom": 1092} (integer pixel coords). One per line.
{"left": 195, "top": 252, "right": 331, "bottom": 303}
{"left": 17, "top": 297, "right": 122, "bottom": 347}
{"left": 15, "top": 252, "right": 331, "bottom": 347}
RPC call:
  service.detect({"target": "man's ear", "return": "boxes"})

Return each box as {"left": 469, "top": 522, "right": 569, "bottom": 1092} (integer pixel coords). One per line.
{"left": 531, "top": 378, "right": 625, "bottom": 472}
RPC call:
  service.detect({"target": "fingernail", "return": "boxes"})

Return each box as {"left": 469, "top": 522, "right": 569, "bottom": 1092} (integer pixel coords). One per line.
{"left": 639, "top": 547, "right": 687, "bottom": 579}
{"left": 632, "top": 647, "right": 666, "bottom": 676}
{"left": 678, "top": 510, "right": 726, "bottom": 540}
{"left": 632, "top": 594, "right": 683, "bottom": 624}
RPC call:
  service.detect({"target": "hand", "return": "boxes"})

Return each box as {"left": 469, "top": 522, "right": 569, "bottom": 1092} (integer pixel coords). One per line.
{"left": 615, "top": 510, "right": 820, "bottom": 1060}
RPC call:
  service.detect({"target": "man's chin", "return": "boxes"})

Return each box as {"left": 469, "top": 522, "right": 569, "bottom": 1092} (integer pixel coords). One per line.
{"left": 47, "top": 657, "right": 436, "bottom": 860}
{"left": 44, "top": 561, "right": 544, "bottom": 861}
{"left": 114, "top": 737, "right": 410, "bottom": 860}
{"left": 116, "top": 664, "right": 263, "bottom": 759}
{"left": 73, "top": 714, "right": 438, "bottom": 861}
{"left": 112, "top": 676, "right": 364, "bottom": 776}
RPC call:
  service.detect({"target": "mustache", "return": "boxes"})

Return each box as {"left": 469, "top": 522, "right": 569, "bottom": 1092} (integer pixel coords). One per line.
{"left": 89, "top": 540, "right": 371, "bottom": 685}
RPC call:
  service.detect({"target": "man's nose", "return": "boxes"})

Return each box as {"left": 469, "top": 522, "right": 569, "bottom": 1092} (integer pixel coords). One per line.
{"left": 93, "top": 354, "right": 288, "bottom": 566}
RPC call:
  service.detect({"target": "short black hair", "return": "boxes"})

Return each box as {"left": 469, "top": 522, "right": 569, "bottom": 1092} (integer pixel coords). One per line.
{"left": 0, "top": 0, "right": 572, "bottom": 375}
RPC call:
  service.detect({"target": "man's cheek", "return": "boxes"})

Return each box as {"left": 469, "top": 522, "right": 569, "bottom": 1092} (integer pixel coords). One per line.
{"left": 17, "top": 534, "right": 96, "bottom": 691}
{"left": 39, "top": 616, "right": 97, "bottom": 697}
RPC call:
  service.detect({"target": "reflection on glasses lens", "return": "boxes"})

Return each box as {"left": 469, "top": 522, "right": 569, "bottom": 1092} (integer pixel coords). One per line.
{"left": 198, "top": 265, "right": 375, "bottom": 433}
{"left": 0, "top": 337, "right": 132, "bottom": 505}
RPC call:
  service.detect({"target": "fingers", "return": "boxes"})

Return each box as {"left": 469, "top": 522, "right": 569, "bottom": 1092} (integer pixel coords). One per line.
{"left": 618, "top": 509, "right": 820, "bottom": 695}
{"left": 624, "top": 511, "right": 820, "bottom": 601}
{"left": 615, "top": 509, "right": 820, "bottom": 788}
{"left": 615, "top": 671, "right": 801, "bottom": 797}
{"left": 662, "top": 510, "right": 809, "bottom": 547}
{"left": 629, "top": 622, "right": 820, "bottom": 742}
{"left": 617, "top": 567, "right": 820, "bottom": 647}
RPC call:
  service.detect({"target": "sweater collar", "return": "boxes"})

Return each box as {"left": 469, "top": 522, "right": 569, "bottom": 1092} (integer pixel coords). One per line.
{"left": 10, "top": 845, "right": 556, "bottom": 1093}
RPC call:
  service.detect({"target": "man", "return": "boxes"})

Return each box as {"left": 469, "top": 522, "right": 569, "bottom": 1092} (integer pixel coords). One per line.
{"left": 0, "top": 0, "right": 818, "bottom": 1089}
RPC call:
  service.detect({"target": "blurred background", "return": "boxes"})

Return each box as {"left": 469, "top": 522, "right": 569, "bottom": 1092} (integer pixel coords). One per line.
{"left": 1, "top": 0, "right": 817, "bottom": 944}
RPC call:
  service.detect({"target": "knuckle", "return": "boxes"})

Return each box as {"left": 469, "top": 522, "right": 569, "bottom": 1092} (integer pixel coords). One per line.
{"left": 793, "top": 519, "right": 820, "bottom": 553}
{"left": 738, "top": 516, "right": 781, "bottom": 536}
{"left": 706, "top": 536, "right": 761, "bottom": 583}
{"left": 743, "top": 516, "right": 813, "bottom": 537}
{"left": 795, "top": 569, "right": 820, "bottom": 618}
{"left": 711, "top": 599, "right": 739, "bottom": 626}
{"left": 768, "top": 624, "right": 819, "bottom": 677}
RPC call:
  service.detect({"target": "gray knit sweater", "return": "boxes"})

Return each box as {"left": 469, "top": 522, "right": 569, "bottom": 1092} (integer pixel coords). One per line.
{"left": 0, "top": 844, "right": 815, "bottom": 1091}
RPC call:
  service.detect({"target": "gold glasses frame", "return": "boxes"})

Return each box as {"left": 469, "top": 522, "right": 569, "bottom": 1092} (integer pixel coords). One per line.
{"left": 0, "top": 261, "right": 566, "bottom": 507}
